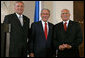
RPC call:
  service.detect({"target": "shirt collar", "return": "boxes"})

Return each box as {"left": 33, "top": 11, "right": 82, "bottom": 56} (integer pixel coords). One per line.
{"left": 41, "top": 20, "right": 48, "bottom": 24}
{"left": 63, "top": 20, "right": 69, "bottom": 24}
{"left": 16, "top": 13, "right": 23, "bottom": 18}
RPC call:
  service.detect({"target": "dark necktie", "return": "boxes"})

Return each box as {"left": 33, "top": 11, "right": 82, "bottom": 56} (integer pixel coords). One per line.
{"left": 64, "top": 22, "right": 67, "bottom": 31}
{"left": 44, "top": 22, "right": 47, "bottom": 40}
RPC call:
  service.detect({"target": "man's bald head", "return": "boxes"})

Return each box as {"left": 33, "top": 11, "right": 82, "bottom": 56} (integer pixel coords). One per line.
{"left": 61, "top": 9, "right": 70, "bottom": 21}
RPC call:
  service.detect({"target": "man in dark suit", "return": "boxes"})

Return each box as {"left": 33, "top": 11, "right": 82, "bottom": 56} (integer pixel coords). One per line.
{"left": 3, "top": 1, "right": 30, "bottom": 57}
{"left": 53, "top": 9, "right": 83, "bottom": 57}
{"left": 29, "top": 9, "right": 54, "bottom": 57}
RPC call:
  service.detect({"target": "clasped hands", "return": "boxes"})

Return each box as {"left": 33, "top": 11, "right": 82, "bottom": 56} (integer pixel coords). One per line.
{"left": 29, "top": 53, "right": 34, "bottom": 57}
{"left": 59, "top": 44, "right": 72, "bottom": 51}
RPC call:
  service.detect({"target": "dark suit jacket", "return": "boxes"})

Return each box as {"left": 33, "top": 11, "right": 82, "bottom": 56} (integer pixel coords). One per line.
{"left": 4, "top": 13, "right": 30, "bottom": 57}
{"left": 29, "top": 21, "right": 54, "bottom": 57}
{"left": 53, "top": 20, "right": 83, "bottom": 57}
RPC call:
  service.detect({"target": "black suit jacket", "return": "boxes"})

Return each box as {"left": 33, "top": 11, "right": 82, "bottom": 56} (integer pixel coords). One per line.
{"left": 29, "top": 21, "right": 54, "bottom": 57}
{"left": 4, "top": 13, "right": 30, "bottom": 57}
{"left": 53, "top": 20, "right": 83, "bottom": 57}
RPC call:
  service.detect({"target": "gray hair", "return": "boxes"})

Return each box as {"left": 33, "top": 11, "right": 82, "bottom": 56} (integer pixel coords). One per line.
{"left": 14, "top": 1, "right": 24, "bottom": 6}
{"left": 61, "top": 9, "right": 70, "bottom": 14}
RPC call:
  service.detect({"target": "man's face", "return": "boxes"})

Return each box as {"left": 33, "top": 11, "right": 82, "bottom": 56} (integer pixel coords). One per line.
{"left": 14, "top": 2, "right": 24, "bottom": 15}
{"left": 41, "top": 10, "right": 50, "bottom": 22}
{"left": 61, "top": 9, "right": 70, "bottom": 21}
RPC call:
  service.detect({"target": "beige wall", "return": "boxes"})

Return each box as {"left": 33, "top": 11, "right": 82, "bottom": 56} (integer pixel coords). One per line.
{"left": 1, "top": 1, "right": 73, "bottom": 26}
{"left": 43, "top": 1, "right": 73, "bottom": 24}
{"left": 1, "top": 1, "right": 35, "bottom": 27}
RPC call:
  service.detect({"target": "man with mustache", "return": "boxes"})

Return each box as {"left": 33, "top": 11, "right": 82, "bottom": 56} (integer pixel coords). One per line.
{"left": 53, "top": 9, "right": 83, "bottom": 57}
{"left": 29, "top": 8, "right": 54, "bottom": 57}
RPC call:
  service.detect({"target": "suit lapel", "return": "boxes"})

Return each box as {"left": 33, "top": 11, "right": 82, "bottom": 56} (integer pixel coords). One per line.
{"left": 40, "top": 22, "right": 52, "bottom": 40}
{"left": 39, "top": 21, "right": 46, "bottom": 40}
{"left": 61, "top": 20, "right": 73, "bottom": 32}
{"left": 47, "top": 22, "right": 51, "bottom": 40}
{"left": 23, "top": 16, "right": 27, "bottom": 27}
{"left": 61, "top": 22, "right": 66, "bottom": 32}
{"left": 66, "top": 20, "right": 73, "bottom": 32}
{"left": 13, "top": 13, "right": 24, "bottom": 29}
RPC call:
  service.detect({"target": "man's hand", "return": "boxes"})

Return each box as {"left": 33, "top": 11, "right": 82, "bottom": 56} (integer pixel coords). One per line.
{"left": 59, "top": 45, "right": 65, "bottom": 51}
{"left": 29, "top": 53, "right": 34, "bottom": 57}
{"left": 59, "top": 44, "right": 72, "bottom": 51}
{"left": 63, "top": 44, "right": 72, "bottom": 49}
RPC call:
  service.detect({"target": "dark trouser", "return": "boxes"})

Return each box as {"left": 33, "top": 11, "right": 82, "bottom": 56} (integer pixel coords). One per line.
{"left": 57, "top": 48, "right": 79, "bottom": 57}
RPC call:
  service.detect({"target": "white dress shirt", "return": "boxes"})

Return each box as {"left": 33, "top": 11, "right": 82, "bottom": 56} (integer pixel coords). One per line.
{"left": 63, "top": 20, "right": 70, "bottom": 27}
{"left": 16, "top": 13, "right": 23, "bottom": 26}
{"left": 41, "top": 20, "right": 49, "bottom": 35}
